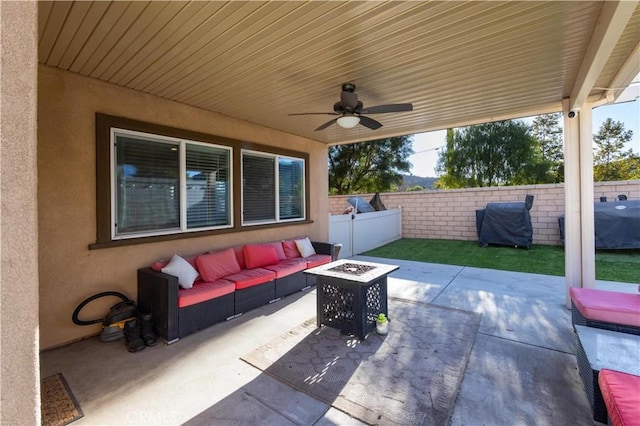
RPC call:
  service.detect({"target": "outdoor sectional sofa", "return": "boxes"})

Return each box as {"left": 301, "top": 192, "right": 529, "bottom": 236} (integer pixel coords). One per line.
{"left": 138, "top": 238, "right": 335, "bottom": 343}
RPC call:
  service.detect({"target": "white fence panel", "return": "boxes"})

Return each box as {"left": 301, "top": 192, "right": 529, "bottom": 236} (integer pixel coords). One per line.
{"left": 328, "top": 213, "right": 353, "bottom": 258}
{"left": 353, "top": 209, "right": 402, "bottom": 254}
{"left": 329, "top": 208, "right": 402, "bottom": 259}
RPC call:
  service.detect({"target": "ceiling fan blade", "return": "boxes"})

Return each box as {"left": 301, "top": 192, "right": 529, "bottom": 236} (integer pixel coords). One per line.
{"left": 359, "top": 103, "right": 413, "bottom": 114}
{"left": 359, "top": 116, "right": 383, "bottom": 130}
{"left": 341, "top": 90, "right": 359, "bottom": 110}
{"left": 315, "top": 118, "right": 338, "bottom": 131}
{"left": 288, "top": 112, "right": 338, "bottom": 116}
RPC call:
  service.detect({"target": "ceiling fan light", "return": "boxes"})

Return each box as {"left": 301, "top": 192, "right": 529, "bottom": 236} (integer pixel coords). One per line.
{"left": 337, "top": 115, "right": 360, "bottom": 129}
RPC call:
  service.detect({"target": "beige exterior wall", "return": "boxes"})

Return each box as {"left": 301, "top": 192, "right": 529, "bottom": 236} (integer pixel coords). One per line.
{"left": 329, "top": 180, "right": 640, "bottom": 246}
{"left": 38, "top": 66, "right": 328, "bottom": 350}
{"left": 1, "top": 1, "right": 40, "bottom": 424}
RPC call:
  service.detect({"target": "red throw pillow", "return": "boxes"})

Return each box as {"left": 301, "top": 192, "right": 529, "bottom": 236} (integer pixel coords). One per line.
{"left": 196, "top": 248, "right": 241, "bottom": 282}
{"left": 243, "top": 244, "right": 279, "bottom": 269}
{"left": 151, "top": 260, "right": 169, "bottom": 271}
{"left": 268, "top": 241, "right": 287, "bottom": 260}
{"left": 232, "top": 245, "right": 246, "bottom": 269}
{"left": 282, "top": 240, "right": 301, "bottom": 258}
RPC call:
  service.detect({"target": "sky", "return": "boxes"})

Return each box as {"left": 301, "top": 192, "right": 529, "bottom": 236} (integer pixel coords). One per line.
{"left": 409, "top": 93, "right": 640, "bottom": 178}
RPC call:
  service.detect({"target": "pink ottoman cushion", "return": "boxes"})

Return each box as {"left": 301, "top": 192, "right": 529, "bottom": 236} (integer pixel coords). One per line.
{"left": 570, "top": 287, "right": 640, "bottom": 327}
{"left": 598, "top": 369, "right": 640, "bottom": 426}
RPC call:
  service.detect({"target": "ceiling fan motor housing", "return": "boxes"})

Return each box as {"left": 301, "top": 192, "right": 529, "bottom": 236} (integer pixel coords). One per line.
{"left": 334, "top": 101, "right": 363, "bottom": 114}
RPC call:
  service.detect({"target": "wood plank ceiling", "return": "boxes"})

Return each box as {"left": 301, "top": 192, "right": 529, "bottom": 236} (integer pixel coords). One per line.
{"left": 38, "top": 1, "right": 640, "bottom": 145}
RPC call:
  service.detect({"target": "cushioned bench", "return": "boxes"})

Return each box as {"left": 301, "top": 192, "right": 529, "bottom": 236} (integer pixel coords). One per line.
{"left": 569, "top": 287, "right": 640, "bottom": 335}
{"left": 598, "top": 369, "right": 640, "bottom": 426}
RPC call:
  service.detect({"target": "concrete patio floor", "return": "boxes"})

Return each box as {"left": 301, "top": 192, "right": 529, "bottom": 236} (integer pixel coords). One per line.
{"left": 40, "top": 256, "right": 636, "bottom": 425}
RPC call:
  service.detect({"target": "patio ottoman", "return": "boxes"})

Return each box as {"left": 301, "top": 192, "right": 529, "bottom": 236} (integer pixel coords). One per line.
{"left": 569, "top": 287, "right": 640, "bottom": 335}
{"left": 575, "top": 325, "right": 640, "bottom": 423}
{"left": 598, "top": 369, "right": 640, "bottom": 426}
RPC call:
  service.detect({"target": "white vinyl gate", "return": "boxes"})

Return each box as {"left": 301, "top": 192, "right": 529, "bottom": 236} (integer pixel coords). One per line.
{"left": 328, "top": 208, "right": 402, "bottom": 259}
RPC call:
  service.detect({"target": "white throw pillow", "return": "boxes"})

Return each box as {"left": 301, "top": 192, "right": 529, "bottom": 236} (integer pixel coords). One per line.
{"left": 161, "top": 255, "right": 199, "bottom": 289}
{"left": 295, "top": 237, "right": 316, "bottom": 258}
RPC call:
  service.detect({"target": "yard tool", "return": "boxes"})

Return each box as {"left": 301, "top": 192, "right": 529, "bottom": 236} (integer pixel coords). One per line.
{"left": 72, "top": 291, "right": 138, "bottom": 342}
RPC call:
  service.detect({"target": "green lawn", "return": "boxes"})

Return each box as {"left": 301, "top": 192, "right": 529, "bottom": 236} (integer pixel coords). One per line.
{"left": 362, "top": 238, "right": 640, "bottom": 284}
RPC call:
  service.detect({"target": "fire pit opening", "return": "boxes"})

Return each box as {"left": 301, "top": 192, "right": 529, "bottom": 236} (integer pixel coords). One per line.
{"left": 328, "top": 263, "right": 377, "bottom": 276}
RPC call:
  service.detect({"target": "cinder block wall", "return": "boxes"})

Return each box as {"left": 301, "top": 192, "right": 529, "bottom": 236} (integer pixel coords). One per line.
{"left": 329, "top": 180, "right": 640, "bottom": 246}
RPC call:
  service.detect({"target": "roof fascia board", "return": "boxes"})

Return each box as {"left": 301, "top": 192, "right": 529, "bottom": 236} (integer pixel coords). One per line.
{"left": 605, "top": 41, "right": 640, "bottom": 102}
{"left": 569, "top": 1, "right": 638, "bottom": 111}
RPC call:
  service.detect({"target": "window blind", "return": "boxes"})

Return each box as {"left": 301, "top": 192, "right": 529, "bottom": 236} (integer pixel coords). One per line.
{"left": 186, "top": 144, "right": 231, "bottom": 229}
{"left": 242, "top": 154, "right": 275, "bottom": 223}
{"left": 115, "top": 136, "right": 180, "bottom": 235}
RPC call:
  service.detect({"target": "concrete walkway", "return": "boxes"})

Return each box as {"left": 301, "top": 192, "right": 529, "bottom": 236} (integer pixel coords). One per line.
{"left": 41, "top": 258, "right": 635, "bottom": 425}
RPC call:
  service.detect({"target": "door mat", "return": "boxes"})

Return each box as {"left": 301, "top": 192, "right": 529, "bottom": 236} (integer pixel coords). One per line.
{"left": 41, "top": 373, "right": 83, "bottom": 426}
{"left": 242, "top": 298, "right": 481, "bottom": 425}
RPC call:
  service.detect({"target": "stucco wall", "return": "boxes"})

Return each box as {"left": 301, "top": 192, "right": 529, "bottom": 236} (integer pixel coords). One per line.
{"left": 38, "top": 66, "right": 329, "bottom": 349}
{"left": 329, "top": 180, "right": 640, "bottom": 245}
{"left": 1, "top": 1, "right": 40, "bottom": 424}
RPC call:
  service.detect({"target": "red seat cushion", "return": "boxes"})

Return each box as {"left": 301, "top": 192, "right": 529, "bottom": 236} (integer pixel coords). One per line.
{"left": 598, "top": 369, "right": 640, "bottom": 426}
{"left": 304, "top": 254, "right": 332, "bottom": 269}
{"left": 225, "top": 268, "right": 276, "bottom": 290}
{"left": 263, "top": 258, "right": 307, "bottom": 278}
{"left": 178, "top": 279, "right": 235, "bottom": 308}
{"left": 570, "top": 287, "right": 640, "bottom": 327}
{"left": 243, "top": 244, "right": 280, "bottom": 269}
{"left": 196, "top": 248, "right": 242, "bottom": 282}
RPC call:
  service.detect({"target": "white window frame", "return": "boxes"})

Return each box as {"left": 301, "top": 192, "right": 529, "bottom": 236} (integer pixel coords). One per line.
{"left": 110, "top": 128, "right": 233, "bottom": 239}
{"left": 241, "top": 149, "right": 306, "bottom": 226}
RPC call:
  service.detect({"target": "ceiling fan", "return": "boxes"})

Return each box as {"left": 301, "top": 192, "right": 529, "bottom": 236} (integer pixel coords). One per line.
{"left": 289, "top": 83, "right": 413, "bottom": 131}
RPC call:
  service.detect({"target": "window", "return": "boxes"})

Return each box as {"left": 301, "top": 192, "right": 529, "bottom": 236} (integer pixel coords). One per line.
{"left": 279, "top": 157, "right": 304, "bottom": 220}
{"left": 112, "top": 128, "right": 232, "bottom": 239}
{"left": 94, "top": 114, "right": 310, "bottom": 248}
{"left": 242, "top": 151, "right": 305, "bottom": 225}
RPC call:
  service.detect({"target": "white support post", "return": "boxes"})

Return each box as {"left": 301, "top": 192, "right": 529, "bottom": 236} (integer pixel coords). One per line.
{"left": 563, "top": 99, "right": 596, "bottom": 308}
{"left": 579, "top": 106, "right": 596, "bottom": 289}
{"left": 563, "top": 99, "right": 582, "bottom": 308}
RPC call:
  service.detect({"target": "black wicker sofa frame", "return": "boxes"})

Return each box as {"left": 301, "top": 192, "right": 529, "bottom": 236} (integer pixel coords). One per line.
{"left": 138, "top": 241, "right": 335, "bottom": 344}
{"left": 571, "top": 303, "right": 640, "bottom": 335}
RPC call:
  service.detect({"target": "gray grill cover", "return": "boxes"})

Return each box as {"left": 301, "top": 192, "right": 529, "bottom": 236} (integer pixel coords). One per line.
{"left": 476, "top": 198, "right": 533, "bottom": 248}
{"left": 558, "top": 200, "right": 640, "bottom": 249}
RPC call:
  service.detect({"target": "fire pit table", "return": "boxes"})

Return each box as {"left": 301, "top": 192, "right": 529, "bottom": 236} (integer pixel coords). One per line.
{"left": 304, "top": 259, "right": 399, "bottom": 340}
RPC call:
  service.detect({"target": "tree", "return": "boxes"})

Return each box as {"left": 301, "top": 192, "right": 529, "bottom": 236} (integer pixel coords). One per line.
{"left": 434, "top": 128, "right": 467, "bottom": 189}
{"left": 406, "top": 185, "right": 424, "bottom": 192}
{"left": 328, "top": 135, "right": 414, "bottom": 194}
{"left": 531, "top": 113, "right": 564, "bottom": 182}
{"left": 435, "top": 120, "right": 548, "bottom": 188}
{"left": 593, "top": 118, "right": 635, "bottom": 181}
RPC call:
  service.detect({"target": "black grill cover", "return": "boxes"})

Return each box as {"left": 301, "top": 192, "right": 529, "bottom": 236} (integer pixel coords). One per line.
{"left": 369, "top": 193, "right": 387, "bottom": 211}
{"left": 476, "top": 195, "right": 534, "bottom": 248}
{"left": 558, "top": 200, "right": 640, "bottom": 249}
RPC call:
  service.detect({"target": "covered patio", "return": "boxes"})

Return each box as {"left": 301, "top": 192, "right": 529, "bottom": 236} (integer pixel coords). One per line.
{"left": 1, "top": 2, "right": 639, "bottom": 424}
{"left": 40, "top": 257, "right": 637, "bottom": 425}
